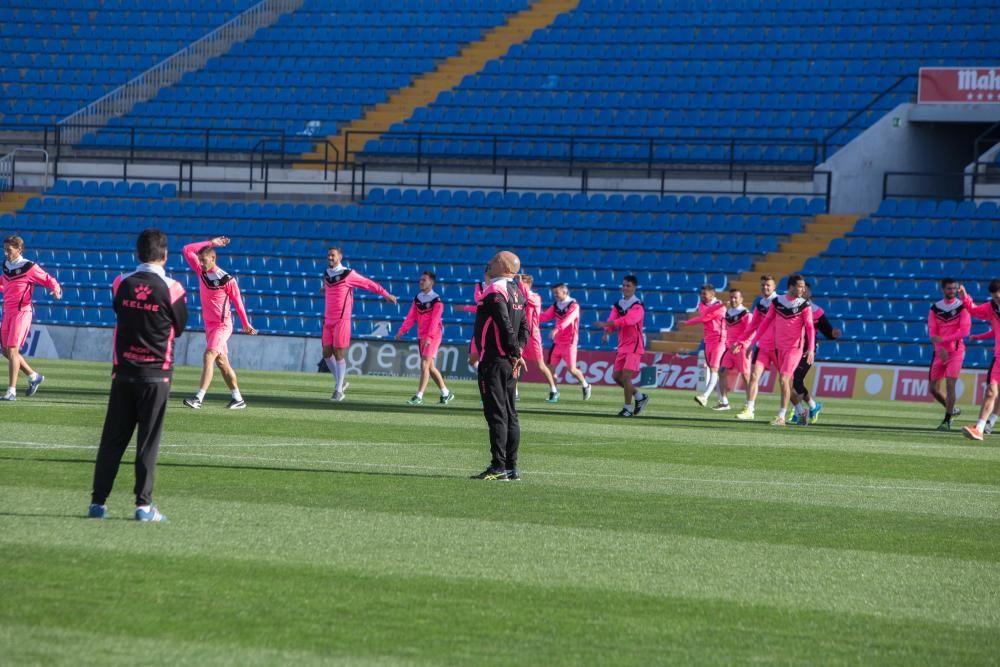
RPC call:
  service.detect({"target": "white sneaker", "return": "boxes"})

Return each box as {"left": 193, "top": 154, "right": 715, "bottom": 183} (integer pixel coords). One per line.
{"left": 711, "top": 402, "right": 731, "bottom": 411}
{"left": 330, "top": 391, "right": 345, "bottom": 402}
{"left": 693, "top": 394, "right": 708, "bottom": 407}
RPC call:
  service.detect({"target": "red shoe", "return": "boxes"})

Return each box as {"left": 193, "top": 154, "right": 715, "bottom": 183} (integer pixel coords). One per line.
{"left": 962, "top": 426, "right": 984, "bottom": 442}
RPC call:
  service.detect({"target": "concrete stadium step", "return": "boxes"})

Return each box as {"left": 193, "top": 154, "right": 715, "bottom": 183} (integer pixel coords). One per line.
{"left": 649, "top": 213, "right": 861, "bottom": 354}
{"left": 297, "top": 0, "right": 580, "bottom": 168}
{"left": 0, "top": 192, "right": 33, "bottom": 215}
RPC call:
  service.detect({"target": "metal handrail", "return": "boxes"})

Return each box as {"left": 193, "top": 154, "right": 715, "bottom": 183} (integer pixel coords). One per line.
{"left": 821, "top": 74, "right": 916, "bottom": 161}
{"left": 0, "top": 148, "right": 50, "bottom": 193}
{"left": 56, "top": 0, "right": 303, "bottom": 145}
{"left": 882, "top": 169, "right": 982, "bottom": 201}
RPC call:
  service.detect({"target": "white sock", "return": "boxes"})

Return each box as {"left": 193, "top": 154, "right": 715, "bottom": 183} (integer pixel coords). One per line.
{"left": 718, "top": 396, "right": 729, "bottom": 405}
{"left": 415, "top": 391, "right": 424, "bottom": 399}
{"left": 136, "top": 504, "right": 151, "bottom": 513}
{"left": 807, "top": 398, "right": 817, "bottom": 409}
{"left": 29, "top": 372, "right": 40, "bottom": 382}
{"left": 195, "top": 388, "right": 206, "bottom": 401}
{"left": 325, "top": 355, "right": 337, "bottom": 376}
{"left": 439, "top": 386, "right": 449, "bottom": 396}
{"left": 582, "top": 381, "right": 590, "bottom": 389}
{"left": 549, "top": 383, "right": 558, "bottom": 392}
{"left": 623, "top": 403, "right": 631, "bottom": 412}
{"left": 231, "top": 388, "right": 242, "bottom": 401}
{"left": 634, "top": 391, "right": 646, "bottom": 403}
{"left": 335, "top": 360, "right": 347, "bottom": 392}
{"left": 6, "top": 387, "right": 15, "bottom": 396}
{"left": 703, "top": 369, "right": 718, "bottom": 398}
{"left": 977, "top": 419, "right": 987, "bottom": 432}
{"left": 989, "top": 414, "right": 998, "bottom": 428}
{"left": 747, "top": 400, "right": 755, "bottom": 411}
{"left": 472, "top": 361, "right": 479, "bottom": 371}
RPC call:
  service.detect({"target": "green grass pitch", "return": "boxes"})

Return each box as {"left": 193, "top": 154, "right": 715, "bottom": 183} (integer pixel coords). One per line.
{"left": 0, "top": 359, "right": 997, "bottom": 665}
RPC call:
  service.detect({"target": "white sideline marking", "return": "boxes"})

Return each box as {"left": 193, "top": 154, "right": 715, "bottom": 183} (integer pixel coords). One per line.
{"left": 3, "top": 440, "right": 997, "bottom": 496}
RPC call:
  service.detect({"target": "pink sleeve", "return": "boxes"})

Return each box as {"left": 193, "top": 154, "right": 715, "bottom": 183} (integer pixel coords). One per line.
{"left": 555, "top": 303, "right": 579, "bottom": 333}
{"left": 29, "top": 264, "right": 59, "bottom": 291}
{"left": 618, "top": 304, "right": 644, "bottom": 328}
{"left": 347, "top": 272, "right": 389, "bottom": 298}
{"left": 517, "top": 281, "right": 529, "bottom": 300}
{"left": 972, "top": 330, "right": 996, "bottom": 341}
{"left": 183, "top": 240, "right": 212, "bottom": 273}
{"left": 604, "top": 307, "right": 618, "bottom": 332}
{"left": 225, "top": 280, "right": 251, "bottom": 329}
{"left": 398, "top": 302, "right": 417, "bottom": 336}
{"left": 963, "top": 296, "right": 993, "bottom": 321}
{"left": 461, "top": 304, "right": 477, "bottom": 313}
{"left": 804, "top": 305, "right": 816, "bottom": 352}
{"left": 538, "top": 305, "right": 556, "bottom": 322}
{"left": 939, "top": 308, "right": 971, "bottom": 344}
{"left": 927, "top": 310, "right": 938, "bottom": 339}
{"left": 748, "top": 307, "right": 775, "bottom": 347}
{"left": 432, "top": 301, "right": 444, "bottom": 327}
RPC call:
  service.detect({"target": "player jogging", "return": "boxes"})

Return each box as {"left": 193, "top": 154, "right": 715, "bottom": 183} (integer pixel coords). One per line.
{"left": 396, "top": 271, "right": 454, "bottom": 406}
{"left": 593, "top": 274, "right": 650, "bottom": 417}
{"left": 0, "top": 235, "right": 61, "bottom": 401}
{"left": 682, "top": 284, "right": 726, "bottom": 407}
{"left": 539, "top": 282, "right": 591, "bottom": 400}
{"left": 713, "top": 288, "right": 753, "bottom": 411}
{"left": 959, "top": 281, "right": 1000, "bottom": 441}
{"left": 734, "top": 274, "right": 814, "bottom": 427}
{"left": 517, "top": 274, "right": 560, "bottom": 402}
{"left": 181, "top": 237, "right": 256, "bottom": 410}
{"left": 735, "top": 274, "right": 779, "bottom": 420}
{"left": 788, "top": 283, "right": 841, "bottom": 424}
{"left": 321, "top": 246, "right": 397, "bottom": 401}
{"left": 928, "top": 278, "right": 970, "bottom": 431}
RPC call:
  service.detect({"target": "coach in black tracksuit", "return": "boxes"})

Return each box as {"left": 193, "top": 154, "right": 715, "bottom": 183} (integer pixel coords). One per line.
{"left": 471, "top": 251, "right": 528, "bottom": 481}
{"left": 89, "top": 229, "right": 188, "bottom": 521}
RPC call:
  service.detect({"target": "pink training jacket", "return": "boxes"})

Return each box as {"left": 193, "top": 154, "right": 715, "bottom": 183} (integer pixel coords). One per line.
{"left": 928, "top": 297, "right": 970, "bottom": 356}
{"left": 323, "top": 266, "right": 390, "bottom": 323}
{"left": 724, "top": 306, "right": 753, "bottom": 343}
{"left": 605, "top": 296, "right": 645, "bottom": 354}
{"left": 683, "top": 298, "right": 726, "bottom": 345}
{"left": 182, "top": 241, "right": 251, "bottom": 329}
{"left": 398, "top": 290, "right": 444, "bottom": 340}
{"left": 1, "top": 256, "right": 59, "bottom": 313}
{"left": 743, "top": 292, "right": 779, "bottom": 351}
{"left": 517, "top": 281, "right": 543, "bottom": 345}
{"left": 746, "top": 293, "right": 815, "bottom": 352}
{"left": 539, "top": 298, "right": 580, "bottom": 347}
{"left": 962, "top": 294, "right": 1000, "bottom": 356}
{"left": 460, "top": 281, "right": 483, "bottom": 314}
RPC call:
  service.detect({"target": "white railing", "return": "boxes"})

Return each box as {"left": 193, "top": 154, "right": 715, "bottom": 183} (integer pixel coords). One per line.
{"left": 0, "top": 148, "right": 50, "bottom": 193}
{"left": 57, "top": 0, "right": 303, "bottom": 145}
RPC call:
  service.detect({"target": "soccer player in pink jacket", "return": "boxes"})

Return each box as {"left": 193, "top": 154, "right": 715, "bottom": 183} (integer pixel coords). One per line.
{"left": 539, "top": 282, "right": 592, "bottom": 400}
{"left": 322, "top": 246, "right": 397, "bottom": 401}
{"left": 714, "top": 288, "right": 753, "bottom": 411}
{"left": 396, "top": 270, "right": 454, "bottom": 406}
{"left": 0, "top": 235, "right": 61, "bottom": 401}
{"left": 181, "top": 237, "right": 257, "bottom": 410}
{"left": 733, "top": 274, "right": 815, "bottom": 426}
{"left": 593, "top": 274, "right": 650, "bottom": 417}
{"left": 517, "top": 275, "right": 559, "bottom": 402}
{"left": 735, "top": 274, "right": 779, "bottom": 421}
{"left": 928, "top": 278, "right": 970, "bottom": 431}
{"left": 959, "top": 281, "right": 1000, "bottom": 441}
{"left": 682, "top": 284, "right": 726, "bottom": 408}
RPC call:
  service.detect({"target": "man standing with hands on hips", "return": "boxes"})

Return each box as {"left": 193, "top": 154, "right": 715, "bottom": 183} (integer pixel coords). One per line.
{"left": 471, "top": 251, "right": 528, "bottom": 481}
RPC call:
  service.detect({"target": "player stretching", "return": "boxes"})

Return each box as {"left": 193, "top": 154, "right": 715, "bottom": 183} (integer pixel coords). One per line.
{"left": 928, "top": 278, "right": 970, "bottom": 431}
{"left": 322, "top": 246, "right": 397, "bottom": 401}
{"left": 0, "top": 235, "right": 61, "bottom": 401}
{"left": 181, "top": 237, "right": 257, "bottom": 410}
{"left": 594, "top": 274, "right": 649, "bottom": 417}
{"left": 396, "top": 271, "right": 454, "bottom": 406}
{"left": 682, "top": 284, "right": 726, "bottom": 407}
{"left": 713, "top": 288, "right": 753, "bottom": 411}
{"left": 960, "top": 282, "right": 1000, "bottom": 441}
{"left": 734, "top": 274, "right": 814, "bottom": 427}
{"left": 788, "top": 283, "right": 841, "bottom": 424}
{"left": 539, "top": 282, "right": 592, "bottom": 400}
{"left": 735, "top": 274, "right": 779, "bottom": 420}
{"left": 517, "top": 275, "right": 560, "bottom": 401}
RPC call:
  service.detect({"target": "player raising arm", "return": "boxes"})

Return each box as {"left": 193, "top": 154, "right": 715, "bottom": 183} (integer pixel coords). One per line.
{"left": 681, "top": 283, "right": 726, "bottom": 408}
{"left": 593, "top": 274, "right": 650, "bottom": 417}
{"left": 928, "top": 278, "right": 970, "bottom": 431}
{"left": 181, "top": 237, "right": 257, "bottom": 410}
{"left": 539, "top": 282, "right": 591, "bottom": 400}
{"left": 396, "top": 270, "right": 454, "bottom": 406}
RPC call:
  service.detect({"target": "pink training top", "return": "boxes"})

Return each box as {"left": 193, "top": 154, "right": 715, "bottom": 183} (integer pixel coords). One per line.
{"left": 683, "top": 298, "right": 726, "bottom": 345}
{"left": 460, "top": 281, "right": 484, "bottom": 314}
{"left": 517, "top": 282, "right": 543, "bottom": 345}
{"left": 605, "top": 296, "right": 645, "bottom": 354}
{"left": 398, "top": 290, "right": 444, "bottom": 340}
{"left": 743, "top": 292, "right": 779, "bottom": 351}
{"left": 746, "top": 293, "right": 815, "bottom": 352}
{"left": 539, "top": 298, "right": 580, "bottom": 347}
{"left": 928, "top": 297, "right": 970, "bottom": 356}
{"left": 962, "top": 295, "right": 1000, "bottom": 356}
{"left": 811, "top": 305, "right": 825, "bottom": 321}
{"left": 182, "top": 241, "right": 251, "bottom": 329}
{"left": 1, "top": 256, "right": 60, "bottom": 313}
{"left": 323, "top": 266, "right": 390, "bottom": 323}
{"left": 724, "top": 306, "right": 753, "bottom": 343}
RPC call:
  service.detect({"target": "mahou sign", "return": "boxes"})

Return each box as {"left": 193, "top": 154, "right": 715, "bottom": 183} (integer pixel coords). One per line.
{"left": 918, "top": 67, "right": 1000, "bottom": 104}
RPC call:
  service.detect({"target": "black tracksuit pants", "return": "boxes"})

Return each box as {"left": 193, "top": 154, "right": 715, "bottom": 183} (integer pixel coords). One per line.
{"left": 478, "top": 357, "right": 520, "bottom": 471}
{"left": 91, "top": 378, "right": 172, "bottom": 506}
